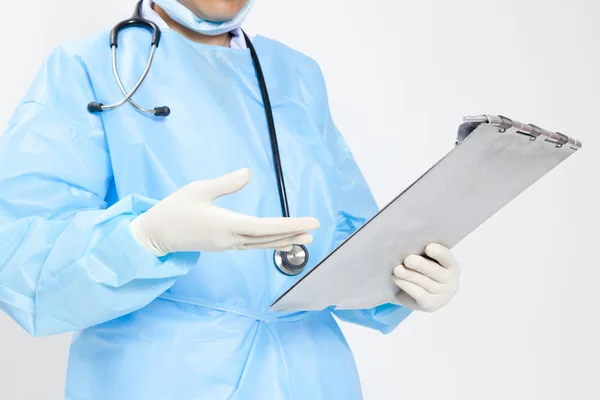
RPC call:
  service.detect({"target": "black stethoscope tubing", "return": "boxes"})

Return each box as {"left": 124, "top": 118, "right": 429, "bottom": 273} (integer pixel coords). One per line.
{"left": 88, "top": 1, "right": 309, "bottom": 276}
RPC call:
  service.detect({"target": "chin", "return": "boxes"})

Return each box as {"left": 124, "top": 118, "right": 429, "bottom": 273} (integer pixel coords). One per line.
{"left": 186, "top": 0, "right": 248, "bottom": 22}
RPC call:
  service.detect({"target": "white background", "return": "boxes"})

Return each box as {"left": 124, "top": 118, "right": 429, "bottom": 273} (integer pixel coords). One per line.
{"left": 1, "top": 0, "right": 599, "bottom": 399}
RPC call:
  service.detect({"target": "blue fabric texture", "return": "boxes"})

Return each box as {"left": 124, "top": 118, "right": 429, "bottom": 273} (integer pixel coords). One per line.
{"left": 0, "top": 25, "right": 411, "bottom": 399}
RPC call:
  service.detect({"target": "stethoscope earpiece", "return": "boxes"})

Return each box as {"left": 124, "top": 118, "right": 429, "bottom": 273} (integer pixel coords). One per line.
{"left": 87, "top": 102, "right": 104, "bottom": 113}
{"left": 153, "top": 106, "right": 171, "bottom": 117}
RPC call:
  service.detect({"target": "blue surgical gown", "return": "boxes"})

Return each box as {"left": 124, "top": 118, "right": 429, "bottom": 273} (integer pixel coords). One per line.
{"left": 0, "top": 26, "right": 412, "bottom": 399}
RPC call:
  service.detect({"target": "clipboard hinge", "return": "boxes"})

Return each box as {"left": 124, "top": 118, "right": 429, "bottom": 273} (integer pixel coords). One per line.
{"left": 496, "top": 115, "right": 513, "bottom": 133}
{"left": 545, "top": 132, "right": 570, "bottom": 148}
{"left": 462, "top": 114, "right": 582, "bottom": 151}
{"left": 516, "top": 123, "right": 543, "bottom": 141}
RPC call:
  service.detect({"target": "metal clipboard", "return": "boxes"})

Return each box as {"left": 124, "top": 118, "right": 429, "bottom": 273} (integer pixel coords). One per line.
{"left": 271, "top": 114, "right": 582, "bottom": 312}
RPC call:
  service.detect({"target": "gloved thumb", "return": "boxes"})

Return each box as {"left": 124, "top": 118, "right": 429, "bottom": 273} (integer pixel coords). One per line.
{"left": 203, "top": 168, "right": 252, "bottom": 200}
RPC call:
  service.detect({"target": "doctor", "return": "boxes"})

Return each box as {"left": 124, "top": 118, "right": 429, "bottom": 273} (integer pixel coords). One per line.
{"left": 0, "top": 0, "right": 460, "bottom": 399}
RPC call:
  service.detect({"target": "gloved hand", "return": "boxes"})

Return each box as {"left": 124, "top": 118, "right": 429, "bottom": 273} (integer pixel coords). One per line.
{"left": 130, "top": 168, "right": 320, "bottom": 256}
{"left": 392, "top": 243, "right": 460, "bottom": 312}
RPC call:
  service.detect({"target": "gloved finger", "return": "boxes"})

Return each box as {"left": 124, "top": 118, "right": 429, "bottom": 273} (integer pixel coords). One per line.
{"left": 242, "top": 233, "right": 313, "bottom": 250}
{"left": 236, "top": 230, "right": 309, "bottom": 244}
{"left": 392, "top": 265, "right": 443, "bottom": 294}
{"left": 275, "top": 245, "right": 294, "bottom": 252}
{"left": 232, "top": 214, "right": 320, "bottom": 236}
{"left": 196, "top": 168, "right": 252, "bottom": 201}
{"left": 392, "top": 277, "right": 430, "bottom": 306}
{"left": 424, "top": 243, "right": 459, "bottom": 270}
{"left": 401, "top": 255, "right": 451, "bottom": 283}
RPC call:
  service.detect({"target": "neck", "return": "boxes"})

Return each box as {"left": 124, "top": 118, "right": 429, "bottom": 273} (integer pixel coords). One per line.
{"left": 154, "top": 5, "right": 231, "bottom": 47}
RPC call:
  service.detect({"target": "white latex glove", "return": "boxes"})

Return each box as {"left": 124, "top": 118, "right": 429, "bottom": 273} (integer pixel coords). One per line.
{"left": 392, "top": 243, "right": 460, "bottom": 312}
{"left": 130, "top": 168, "right": 320, "bottom": 256}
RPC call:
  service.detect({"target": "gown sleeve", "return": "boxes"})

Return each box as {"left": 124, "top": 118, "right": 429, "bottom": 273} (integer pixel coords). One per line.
{"left": 310, "top": 62, "right": 413, "bottom": 334}
{"left": 0, "top": 46, "right": 197, "bottom": 337}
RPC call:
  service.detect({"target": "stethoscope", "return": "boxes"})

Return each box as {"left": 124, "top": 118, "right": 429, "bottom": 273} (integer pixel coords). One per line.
{"left": 87, "top": 1, "right": 309, "bottom": 276}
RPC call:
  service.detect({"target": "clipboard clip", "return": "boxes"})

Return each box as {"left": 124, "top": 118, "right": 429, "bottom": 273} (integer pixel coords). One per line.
{"left": 461, "top": 114, "right": 582, "bottom": 150}
{"left": 517, "top": 123, "right": 543, "bottom": 142}
{"left": 463, "top": 114, "right": 581, "bottom": 150}
{"left": 544, "top": 132, "right": 570, "bottom": 148}
{"left": 496, "top": 115, "right": 513, "bottom": 133}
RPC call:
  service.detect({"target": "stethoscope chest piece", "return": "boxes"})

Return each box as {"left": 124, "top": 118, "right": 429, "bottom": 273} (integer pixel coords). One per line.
{"left": 273, "top": 245, "right": 309, "bottom": 276}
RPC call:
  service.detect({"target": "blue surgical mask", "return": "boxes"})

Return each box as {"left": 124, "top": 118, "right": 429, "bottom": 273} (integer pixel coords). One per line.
{"left": 153, "top": 0, "right": 255, "bottom": 36}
